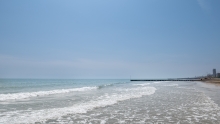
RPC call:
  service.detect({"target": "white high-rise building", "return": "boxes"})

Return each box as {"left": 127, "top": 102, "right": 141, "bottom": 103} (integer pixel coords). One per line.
{"left": 213, "top": 69, "right": 216, "bottom": 77}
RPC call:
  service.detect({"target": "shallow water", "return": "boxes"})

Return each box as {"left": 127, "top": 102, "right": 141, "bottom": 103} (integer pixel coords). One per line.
{"left": 0, "top": 79, "right": 220, "bottom": 123}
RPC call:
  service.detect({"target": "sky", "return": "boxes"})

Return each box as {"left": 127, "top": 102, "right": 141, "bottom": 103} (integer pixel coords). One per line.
{"left": 0, "top": 0, "right": 220, "bottom": 79}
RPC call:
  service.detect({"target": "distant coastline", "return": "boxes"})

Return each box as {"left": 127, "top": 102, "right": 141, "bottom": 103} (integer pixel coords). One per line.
{"left": 201, "top": 78, "right": 220, "bottom": 84}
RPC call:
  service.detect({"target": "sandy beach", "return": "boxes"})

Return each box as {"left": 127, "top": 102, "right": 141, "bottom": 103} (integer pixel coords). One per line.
{"left": 202, "top": 78, "right": 220, "bottom": 86}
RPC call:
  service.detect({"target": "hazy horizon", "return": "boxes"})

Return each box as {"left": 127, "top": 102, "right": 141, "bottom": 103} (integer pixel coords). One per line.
{"left": 1, "top": 0, "right": 220, "bottom": 79}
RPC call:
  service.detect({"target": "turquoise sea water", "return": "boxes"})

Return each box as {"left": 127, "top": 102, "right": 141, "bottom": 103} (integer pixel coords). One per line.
{"left": 0, "top": 79, "right": 220, "bottom": 123}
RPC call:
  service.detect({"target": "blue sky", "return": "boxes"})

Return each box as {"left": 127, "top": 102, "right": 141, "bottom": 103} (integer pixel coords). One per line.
{"left": 0, "top": 0, "right": 220, "bottom": 79}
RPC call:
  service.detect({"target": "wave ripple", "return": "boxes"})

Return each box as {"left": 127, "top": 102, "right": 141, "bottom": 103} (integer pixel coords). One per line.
{"left": 0, "top": 87, "right": 97, "bottom": 101}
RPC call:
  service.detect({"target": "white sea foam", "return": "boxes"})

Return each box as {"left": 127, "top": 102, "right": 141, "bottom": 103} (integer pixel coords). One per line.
{"left": 0, "top": 87, "right": 97, "bottom": 101}
{"left": 154, "top": 81, "right": 171, "bottom": 84}
{"left": 153, "top": 82, "right": 161, "bottom": 84}
{"left": 0, "top": 87, "right": 156, "bottom": 124}
{"left": 177, "top": 87, "right": 196, "bottom": 90}
{"left": 164, "top": 84, "right": 178, "bottom": 87}
{"left": 133, "top": 83, "right": 150, "bottom": 86}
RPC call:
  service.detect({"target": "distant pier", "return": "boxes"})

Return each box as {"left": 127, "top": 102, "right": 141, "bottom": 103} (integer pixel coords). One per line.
{"left": 130, "top": 79, "right": 202, "bottom": 81}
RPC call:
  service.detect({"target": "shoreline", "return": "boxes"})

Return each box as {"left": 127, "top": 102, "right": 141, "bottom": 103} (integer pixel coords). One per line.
{"left": 196, "top": 78, "right": 220, "bottom": 106}
{"left": 201, "top": 78, "right": 220, "bottom": 86}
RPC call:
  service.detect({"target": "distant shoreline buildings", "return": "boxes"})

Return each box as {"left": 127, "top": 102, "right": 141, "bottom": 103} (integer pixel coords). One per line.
{"left": 211, "top": 69, "right": 220, "bottom": 78}
{"left": 204, "top": 69, "right": 220, "bottom": 78}
{"left": 217, "top": 73, "right": 220, "bottom": 78}
{"left": 213, "top": 69, "right": 216, "bottom": 77}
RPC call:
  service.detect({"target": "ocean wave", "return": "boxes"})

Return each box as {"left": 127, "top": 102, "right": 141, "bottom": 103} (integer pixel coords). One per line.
{"left": 0, "top": 87, "right": 97, "bottom": 101}
{"left": 0, "top": 86, "right": 156, "bottom": 124}
{"left": 98, "top": 84, "right": 114, "bottom": 89}
{"left": 133, "top": 83, "right": 150, "bottom": 86}
{"left": 177, "top": 87, "right": 196, "bottom": 90}
{"left": 97, "top": 81, "right": 129, "bottom": 89}
{"left": 164, "top": 84, "right": 178, "bottom": 87}
{"left": 154, "top": 81, "right": 171, "bottom": 84}
{"left": 153, "top": 82, "right": 161, "bottom": 84}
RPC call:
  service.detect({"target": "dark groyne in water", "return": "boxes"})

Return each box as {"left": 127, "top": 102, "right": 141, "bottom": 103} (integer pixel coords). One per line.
{"left": 130, "top": 79, "right": 202, "bottom": 81}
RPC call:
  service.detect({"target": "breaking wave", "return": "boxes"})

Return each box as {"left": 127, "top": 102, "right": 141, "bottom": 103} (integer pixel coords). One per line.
{"left": 0, "top": 87, "right": 97, "bottom": 101}
{"left": 0, "top": 86, "right": 156, "bottom": 124}
{"left": 133, "top": 83, "right": 150, "bottom": 86}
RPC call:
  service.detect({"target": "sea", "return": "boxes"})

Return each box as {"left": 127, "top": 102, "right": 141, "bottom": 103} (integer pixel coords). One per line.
{"left": 0, "top": 79, "right": 220, "bottom": 124}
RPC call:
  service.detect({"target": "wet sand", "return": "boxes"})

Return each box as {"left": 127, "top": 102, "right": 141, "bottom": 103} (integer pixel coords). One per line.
{"left": 202, "top": 78, "right": 220, "bottom": 86}
{"left": 196, "top": 79, "right": 220, "bottom": 106}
